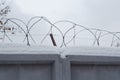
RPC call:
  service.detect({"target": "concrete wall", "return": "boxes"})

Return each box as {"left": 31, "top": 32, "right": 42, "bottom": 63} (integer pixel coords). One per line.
{"left": 0, "top": 54, "right": 120, "bottom": 80}
{"left": 65, "top": 55, "right": 120, "bottom": 80}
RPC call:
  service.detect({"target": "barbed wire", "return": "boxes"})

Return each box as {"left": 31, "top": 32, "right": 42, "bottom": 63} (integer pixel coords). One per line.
{"left": 0, "top": 16, "right": 120, "bottom": 48}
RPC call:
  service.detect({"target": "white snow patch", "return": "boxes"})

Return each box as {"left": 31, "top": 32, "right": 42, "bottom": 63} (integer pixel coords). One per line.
{"left": 0, "top": 43, "right": 120, "bottom": 58}
{"left": 62, "top": 46, "right": 120, "bottom": 58}
{"left": 0, "top": 43, "right": 60, "bottom": 54}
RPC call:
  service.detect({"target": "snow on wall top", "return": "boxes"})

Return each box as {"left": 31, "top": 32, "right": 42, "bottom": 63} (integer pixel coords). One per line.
{"left": 62, "top": 46, "right": 120, "bottom": 58}
{"left": 0, "top": 43, "right": 60, "bottom": 54}
{"left": 1, "top": 43, "right": 120, "bottom": 58}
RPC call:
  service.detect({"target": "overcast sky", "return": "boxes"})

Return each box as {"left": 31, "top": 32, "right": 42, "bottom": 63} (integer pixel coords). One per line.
{"left": 9, "top": 0, "right": 120, "bottom": 31}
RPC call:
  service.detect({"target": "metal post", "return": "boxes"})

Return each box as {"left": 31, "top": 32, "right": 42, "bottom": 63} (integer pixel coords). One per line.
{"left": 50, "top": 33, "right": 57, "bottom": 47}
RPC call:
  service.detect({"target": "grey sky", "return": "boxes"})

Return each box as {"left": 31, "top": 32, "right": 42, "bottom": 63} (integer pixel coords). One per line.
{"left": 9, "top": 0, "right": 120, "bottom": 31}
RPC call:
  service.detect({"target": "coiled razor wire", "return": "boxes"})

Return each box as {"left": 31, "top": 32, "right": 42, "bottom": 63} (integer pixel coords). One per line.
{"left": 0, "top": 16, "right": 120, "bottom": 48}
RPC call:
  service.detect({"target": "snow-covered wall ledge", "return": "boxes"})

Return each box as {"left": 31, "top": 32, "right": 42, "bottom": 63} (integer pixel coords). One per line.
{"left": 0, "top": 43, "right": 60, "bottom": 54}
{"left": 62, "top": 46, "right": 120, "bottom": 58}
{"left": 1, "top": 43, "right": 120, "bottom": 58}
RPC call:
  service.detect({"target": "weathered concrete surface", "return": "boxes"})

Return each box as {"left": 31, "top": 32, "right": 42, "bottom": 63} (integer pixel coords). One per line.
{"left": 0, "top": 45, "right": 120, "bottom": 80}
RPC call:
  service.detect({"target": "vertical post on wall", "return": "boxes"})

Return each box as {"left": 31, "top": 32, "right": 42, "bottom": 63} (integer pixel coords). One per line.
{"left": 50, "top": 33, "right": 57, "bottom": 47}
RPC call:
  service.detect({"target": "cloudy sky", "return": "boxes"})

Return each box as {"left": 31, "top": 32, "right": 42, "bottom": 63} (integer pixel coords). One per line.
{"left": 1, "top": 0, "right": 120, "bottom": 47}
{"left": 9, "top": 0, "right": 120, "bottom": 31}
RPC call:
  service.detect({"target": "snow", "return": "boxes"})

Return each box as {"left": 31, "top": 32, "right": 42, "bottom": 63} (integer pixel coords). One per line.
{"left": 62, "top": 46, "right": 120, "bottom": 58}
{"left": 0, "top": 43, "right": 120, "bottom": 58}
{"left": 0, "top": 43, "right": 60, "bottom": 54}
